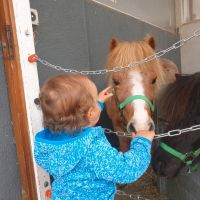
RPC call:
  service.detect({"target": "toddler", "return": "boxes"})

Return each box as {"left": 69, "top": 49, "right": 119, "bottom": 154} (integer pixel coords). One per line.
{"left": 34, "top": 74, "right": 155, "bottom": 200}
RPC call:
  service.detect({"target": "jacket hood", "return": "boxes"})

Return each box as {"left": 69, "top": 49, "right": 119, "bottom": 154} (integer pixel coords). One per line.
{"left": 34, "top": 126, "right": 101, "bottom": 177}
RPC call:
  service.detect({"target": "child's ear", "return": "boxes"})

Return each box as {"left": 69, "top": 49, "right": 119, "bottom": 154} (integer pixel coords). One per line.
{"left": 87, "top": 105, "right": 100, "bottom": 124}
{"left": 87, "top": 107, "right": 96, "bottom": 122}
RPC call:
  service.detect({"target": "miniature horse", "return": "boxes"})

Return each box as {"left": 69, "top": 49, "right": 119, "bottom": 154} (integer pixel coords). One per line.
{"left": 105, "top": 35, "right": 178, "bottom": 152}
{"left": 152, "top": 72, "right": 200, "bottom": 178}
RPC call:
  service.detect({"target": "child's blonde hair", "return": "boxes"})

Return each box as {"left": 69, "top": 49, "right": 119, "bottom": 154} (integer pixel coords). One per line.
{"left": 39, "top": 74, "right": 96, "bottom": 132}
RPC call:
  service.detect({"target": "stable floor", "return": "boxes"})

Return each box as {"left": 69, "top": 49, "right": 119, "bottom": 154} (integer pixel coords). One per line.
{"left": 115, "top": 167, "right": 168, "bottom": 200}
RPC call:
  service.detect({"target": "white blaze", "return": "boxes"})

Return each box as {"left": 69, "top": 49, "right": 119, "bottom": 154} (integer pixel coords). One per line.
{"left": 129, "top": 71, "right": 151, "bottom": 131}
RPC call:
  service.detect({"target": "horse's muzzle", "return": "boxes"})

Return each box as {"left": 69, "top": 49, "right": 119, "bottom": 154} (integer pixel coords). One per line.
{"left": 127, "top": 119, "right": 155, "bottom": 133}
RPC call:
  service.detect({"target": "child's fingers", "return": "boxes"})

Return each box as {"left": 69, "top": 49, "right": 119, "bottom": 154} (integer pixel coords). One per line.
{"left": 135, "top": 130, "right": 155, "bottom": 141}
{"left": 103, "top": 92, "right": 113, "bottom": 100}
{"left": 107, "top": 92, "right": 113, "bottom": 98}
{"left": 98, "top": 87, "right": 113, "bottom": 103}
{"left": 106, "top": 91, "right": 113, "bottom": 97}
{"left": 147, "top": 130, "right": 155, "bottom": 136}
{"left": 99, "top": 87, "right": 113, "bottom": 97}
{"left": 101, "top": 86, "right": 112, "bottom": 94}
{"left": 131, "top": 132, "right": 136, "bottom": 138}
{"left": 137, "top": 130, "right": 155, "bottom": 134}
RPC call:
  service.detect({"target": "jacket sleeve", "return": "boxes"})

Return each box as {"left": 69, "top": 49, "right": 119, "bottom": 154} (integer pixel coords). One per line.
{"left": 88, "top": 135, "right": 152, "bottom": 184}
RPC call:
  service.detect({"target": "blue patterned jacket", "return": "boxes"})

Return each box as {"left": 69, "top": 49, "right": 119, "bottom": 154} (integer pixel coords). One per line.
{"left": 34, "top": 126, "right": 151, "bottom": 200}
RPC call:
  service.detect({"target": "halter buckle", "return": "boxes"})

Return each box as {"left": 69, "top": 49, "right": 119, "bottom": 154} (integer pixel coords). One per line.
{"left": 184, "top": 152, "right": 195, "bottom": 163}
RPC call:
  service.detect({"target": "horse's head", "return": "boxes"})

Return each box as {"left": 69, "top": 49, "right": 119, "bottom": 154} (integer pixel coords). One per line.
{"left": 152, "top": 133, "right": 200, "bottom": 178}
{"left": 111, "top": 67, "right": 156, "bottom": 132}
{"left": 106, "top": 36, "right": 167, "bottom": 133}
{"left": 152, "top": 72, "right": 200, "bottom": 178}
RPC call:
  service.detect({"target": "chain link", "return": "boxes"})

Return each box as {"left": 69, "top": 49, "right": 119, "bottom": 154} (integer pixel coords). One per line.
{"left": 104, "top": 124, "right": 200, "bottom": 139}
{"left": 116, "top": 190, "right": 150, "bottom": 200}
{"left": 104, "top": 128, "right": 132, "bottom": 137}
{"left": 35, "top": 28, "right": 200, "bottom": 75}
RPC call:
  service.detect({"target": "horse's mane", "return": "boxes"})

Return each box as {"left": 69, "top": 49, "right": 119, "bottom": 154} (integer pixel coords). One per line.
{"left": 159, "top": 72, "right": 200, "bottom": 129}
{"left": 106, "top": 40, "right": 168, "bottom": 95}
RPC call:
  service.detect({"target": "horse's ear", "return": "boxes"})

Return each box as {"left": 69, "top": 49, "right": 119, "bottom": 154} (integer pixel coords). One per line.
{"left": 109, "top": 38, "right": 118, "bottom": 51}
{"left": 144, "top": 34, "right": 156, "bottom": 50}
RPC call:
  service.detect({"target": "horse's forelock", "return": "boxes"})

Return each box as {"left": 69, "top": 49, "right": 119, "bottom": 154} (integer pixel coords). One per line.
{"left": 106, "top": 40, "right": 168, "bottom": 94}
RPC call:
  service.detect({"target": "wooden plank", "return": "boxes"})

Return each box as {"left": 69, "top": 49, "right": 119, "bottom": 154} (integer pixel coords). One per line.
{"left": 0, "top": 0, "right": 38, "bottom": 200}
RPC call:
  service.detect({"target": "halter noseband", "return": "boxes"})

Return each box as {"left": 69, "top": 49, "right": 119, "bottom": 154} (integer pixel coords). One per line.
{"left": 112, "top": 88, "right": 155, "bottom": 130}
{"left": 160, "top": 142, "right": 200, "bottom": 171}
{"left": 112, "top": 88, "right": 155, "bottom": 112}
{"left": 118, "top": 95, "right": 155, "bottom": 112}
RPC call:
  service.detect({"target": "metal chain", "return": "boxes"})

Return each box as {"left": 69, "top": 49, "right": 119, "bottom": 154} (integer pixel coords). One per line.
{"left": 116, "top": 190, "right": 150, "bottom": 200}
{"left": 154, "top": 124, "right": 200, "bottom": 139}
{"left": 104, "top": 124, "right": 200, "bottom": 139}
{"left": 36, "top": 28, "right": 200, "bottom": 75}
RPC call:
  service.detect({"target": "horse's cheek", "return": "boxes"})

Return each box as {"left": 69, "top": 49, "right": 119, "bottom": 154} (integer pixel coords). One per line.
{"left": 105, "top": 98, "right": 117, "bottom": 118}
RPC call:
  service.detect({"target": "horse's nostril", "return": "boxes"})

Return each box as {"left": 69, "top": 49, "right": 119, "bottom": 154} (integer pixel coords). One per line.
{"left": 127, "top": 123, "right": 136, "bottom": 133}
{"left": 148, "top": 122, "right": 155, "bottom": 131}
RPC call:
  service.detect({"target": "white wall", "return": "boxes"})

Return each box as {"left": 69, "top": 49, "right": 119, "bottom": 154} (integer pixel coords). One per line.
{"left": 192, "top": 0, "right": 200, "bottom": 20}
{"left": 175, "top": 0, "right": 200, "bottom": 27}
{"left": 179, "top": 0, "right": 200, "bottom": 74}
{"left": 93, "top": 0, "right": 176, "bottom": 33}
{"left": 180, "top": 21, "right": 200, "bottom": 74}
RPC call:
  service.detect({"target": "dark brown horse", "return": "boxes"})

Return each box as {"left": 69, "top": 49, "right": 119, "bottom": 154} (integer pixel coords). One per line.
{"left": 152, "top": 72, "right": 200, "bottom": 178}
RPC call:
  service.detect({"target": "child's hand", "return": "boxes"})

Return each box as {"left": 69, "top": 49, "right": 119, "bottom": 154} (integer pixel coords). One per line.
{"left": 98, "top": 87, "right": 113, "bottom": 103}
{"left": 134, "top": 130, "right": 155, "bottom": 141}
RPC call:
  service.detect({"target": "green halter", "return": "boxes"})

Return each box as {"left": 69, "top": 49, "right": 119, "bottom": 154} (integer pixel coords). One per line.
{"left": 160, "top": 142, "right": 200, "bottom": 171}
{"left": 117, "top": 95, "right": 155, "bottom": 112}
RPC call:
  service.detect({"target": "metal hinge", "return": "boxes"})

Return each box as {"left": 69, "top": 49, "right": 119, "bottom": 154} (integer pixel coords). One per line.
{"left": 2, "top": 25, "right": 14, "bottom": 60}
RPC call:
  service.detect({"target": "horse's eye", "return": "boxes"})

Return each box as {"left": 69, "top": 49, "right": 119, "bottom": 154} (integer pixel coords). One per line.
{"left": 113, "top": 80, "right": 120, "bottom": 86}
{"left": 152, "top": 77, "right": 157, "bottom": 84}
